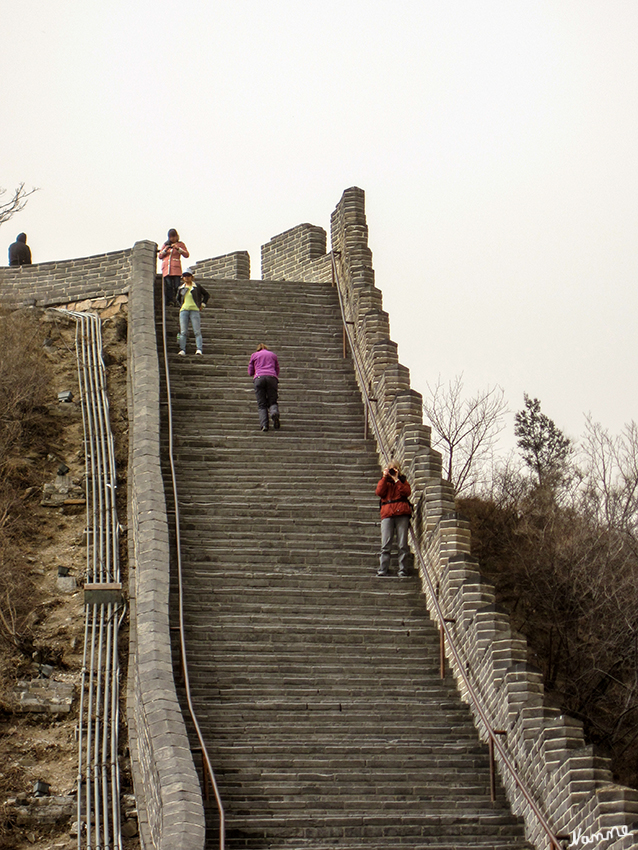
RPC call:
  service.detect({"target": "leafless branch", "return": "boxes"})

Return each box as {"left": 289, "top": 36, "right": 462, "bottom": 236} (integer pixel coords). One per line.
{"left": 0, "top": 183, "right": 39, "bottom": 227}
{"left": 423, "top": 374, "right": 507, "bottom": 495}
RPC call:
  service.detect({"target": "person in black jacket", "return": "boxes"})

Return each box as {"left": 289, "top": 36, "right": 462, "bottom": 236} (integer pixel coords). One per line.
{"left": 8, "top": 233, "right": 32, "bottom": 266}
{"left": 176, "top": 270, "right": 209, "bottom": 356}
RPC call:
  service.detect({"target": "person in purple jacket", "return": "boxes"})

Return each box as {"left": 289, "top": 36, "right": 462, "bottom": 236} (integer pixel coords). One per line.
{"left": 248, "top": 343, "right": 280, "bottom": 432}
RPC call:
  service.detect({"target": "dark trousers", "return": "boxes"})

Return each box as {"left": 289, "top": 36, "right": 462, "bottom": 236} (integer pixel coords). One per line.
{"left": 163, "top": 275, "right": 180, "bottom": 305}
{"left": 253, "top": 375, "right": 279, "bottom": 428}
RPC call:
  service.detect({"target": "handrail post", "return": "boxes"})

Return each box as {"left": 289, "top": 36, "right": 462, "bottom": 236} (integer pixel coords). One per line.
{"left": 331, "top": 249, "right": 341, "bottom": 289}
{"left": 440, "top": 618, "right": 456, "bottom": 678}
{"left": 203, "top": 759, "right": 210, "bottom": 802}
{"left": 343, "top": 321, "right": 355, "bottom": 359}
{"left": 489, "top": 737, "right": 496, "bottom": 802}
{"left": 489, "top": 731, "right": 507, "bottom": 802}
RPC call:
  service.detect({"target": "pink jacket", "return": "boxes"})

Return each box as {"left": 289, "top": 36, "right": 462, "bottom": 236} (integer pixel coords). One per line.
{"left": 159, "top": 241, "right": 189, "bottom": 277}
{"left": 248, "top": 348, "right": 280, "bottom": 379}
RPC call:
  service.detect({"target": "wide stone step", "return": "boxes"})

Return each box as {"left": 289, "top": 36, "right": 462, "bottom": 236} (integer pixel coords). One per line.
{"left": 215, "top": 836, "right": 528, "bottom": 850}
{"left": 179, "top": 592, "right": 427, "bottom": 610}
{"left": 173, "top": 655, "right": 444, "bottom": 674}
{"left": 217, "top": 792, "right": 502, "bottom": 812}
{"left": 195, "top": 740, "right": 493, "bottom": 761}
{"left": 166, "top": 439, "right": 377, "bottom": 454}
{"left": 217, "top": 810, "right": 530, "bottom": 841}
{"left": 176, "top": 571, "right": 413, "bottom": 590}
{"left": 179, "top": 543, "right": 381, "bottom": 558}
{"left": 188, "top": 686, "right": 459, "bottom": 703}
{"left": 189, "top": 717, "right": 483, "bottom": 739}
{"left": 173, "top": 511, "right": 379, "bottom": 527}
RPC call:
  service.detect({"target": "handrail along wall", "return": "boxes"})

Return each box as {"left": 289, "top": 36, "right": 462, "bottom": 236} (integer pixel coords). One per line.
{"left": 158, "top": 294, "right": 226, "bottom": 849}
{"left": 330, "top": 254, "right": 563, "bottom": 850}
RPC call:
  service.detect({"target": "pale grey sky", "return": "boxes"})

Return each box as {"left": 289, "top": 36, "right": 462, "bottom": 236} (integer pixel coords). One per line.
{"left": 3, "top": 1, "right": 637, "bottom": 450}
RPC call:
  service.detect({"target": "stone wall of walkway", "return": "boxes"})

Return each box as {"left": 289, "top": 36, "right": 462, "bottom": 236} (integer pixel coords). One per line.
{"left": 126, "top": 241, "right": 205, "bottom": 850}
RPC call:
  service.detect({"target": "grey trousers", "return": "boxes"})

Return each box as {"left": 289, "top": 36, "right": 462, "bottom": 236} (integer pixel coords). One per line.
{"left": 380, "top": 515, "right": 410, "bottom": 574}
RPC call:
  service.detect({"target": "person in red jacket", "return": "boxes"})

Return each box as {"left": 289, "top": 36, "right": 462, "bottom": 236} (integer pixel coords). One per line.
{"left": 375, "top": 462, "right": 412, "bottom": 577}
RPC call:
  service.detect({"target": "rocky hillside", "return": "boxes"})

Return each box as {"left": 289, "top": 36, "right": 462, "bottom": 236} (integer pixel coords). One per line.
{"left": 0, "top": 306, "right": 136, "bottom": 850}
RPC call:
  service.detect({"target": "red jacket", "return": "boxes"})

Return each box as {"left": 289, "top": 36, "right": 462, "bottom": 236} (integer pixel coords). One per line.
{"left": 375, "top": 475, "right": 412, "bottom": 519}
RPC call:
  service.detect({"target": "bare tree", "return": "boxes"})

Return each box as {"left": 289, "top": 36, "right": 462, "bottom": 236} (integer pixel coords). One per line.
{"left": 422, "top": 374, "right": 507, "bottom": 495}
{"left": 580, "top": 416, "right": 638, "bottom": 539}
{"left": 0, "top": 183, "right": 38, "bottom": 227}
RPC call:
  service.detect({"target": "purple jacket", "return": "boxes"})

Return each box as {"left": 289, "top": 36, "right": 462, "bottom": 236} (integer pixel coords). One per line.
{"left": 248, "top": 349, "right": 279, "bottom": 379}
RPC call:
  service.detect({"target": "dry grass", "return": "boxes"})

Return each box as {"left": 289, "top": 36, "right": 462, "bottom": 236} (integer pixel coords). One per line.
{"left": 0, "top": 310, "right": 62, "bottom": 664}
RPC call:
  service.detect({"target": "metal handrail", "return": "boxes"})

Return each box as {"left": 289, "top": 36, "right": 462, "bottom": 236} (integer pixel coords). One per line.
{"left": 330, "top": 253, "right": 562, "bottom": 850}
{"left": 159, "top": 292, "right": 226, "bottom": 849}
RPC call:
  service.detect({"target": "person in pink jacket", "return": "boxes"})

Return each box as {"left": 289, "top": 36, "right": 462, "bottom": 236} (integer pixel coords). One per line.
{"left": 248, "top": 344, "right": 280, "bottom": 432}
{"left": 158, "top": 228, "right": 189, "bottom": 306}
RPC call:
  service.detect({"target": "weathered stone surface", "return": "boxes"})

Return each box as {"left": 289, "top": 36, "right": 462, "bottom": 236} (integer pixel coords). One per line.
{"left": 57, "top": 575, "right": 77, "bottom": 593}
{"left": 6, "top": 794, "right": 75, "bottom": 826}
{"left": 12, "top": 678, "right": 75, "bottom": 714}
{"left": 41, "top": 474, "right": 85, "bottom": 507}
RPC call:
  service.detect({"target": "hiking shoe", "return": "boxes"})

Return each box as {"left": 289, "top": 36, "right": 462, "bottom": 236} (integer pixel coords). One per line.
{"left": 273, "top": 414, "right": 280, "bottom": 429}
{"left": 195, "top": 350, "right": 202, "bottom": 356}
{"left": 376, "top": 569, "right": 390, "bottom": 577}
{"left": 178, "top": 350, "right": 186, "bottom": 356}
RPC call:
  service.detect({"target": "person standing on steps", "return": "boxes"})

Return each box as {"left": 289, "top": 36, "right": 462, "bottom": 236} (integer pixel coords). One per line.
{"left": 158, "top": 228, "right": 189, "bottom": 307}
{"left": 375, "top": 462, "right": 412, "bottom": 577}
{"left": 177, "top": 270, "right": 209, "bottom": 356}
{"left": 248, "top": 343, "right": 280, "bottom": 432}
{"left": 8, "top": 233, "right": 32, "bottom": 266}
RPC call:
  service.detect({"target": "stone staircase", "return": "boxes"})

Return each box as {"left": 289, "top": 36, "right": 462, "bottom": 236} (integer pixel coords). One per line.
{"left": 158, "top": 278, "right": 533, "bottom": 849}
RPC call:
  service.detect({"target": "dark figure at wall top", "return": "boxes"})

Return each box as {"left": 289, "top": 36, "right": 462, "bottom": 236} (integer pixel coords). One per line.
{"left": 8, "top": 233, "right": 32, "bottom": 266}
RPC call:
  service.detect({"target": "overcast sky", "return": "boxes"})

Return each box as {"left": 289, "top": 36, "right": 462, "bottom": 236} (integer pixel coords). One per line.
{"left": 3, "top": 1, "right": 637, "bottom": 452}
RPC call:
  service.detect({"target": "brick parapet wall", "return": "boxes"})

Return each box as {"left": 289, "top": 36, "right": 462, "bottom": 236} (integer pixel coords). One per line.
{"left": 261, "top": 223, "right": 332, "bottom": 283}
{"left": 0, "top": 249, "right": 134, "bottom": 307}
{"left": 327, "top": 186, "right": 638, "bottom": 849}
{"left": 190, "top": 251, "right": 250, "bottom": 280}
{"left": 126, "top": 240, "right": 205, "bottom": 850}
